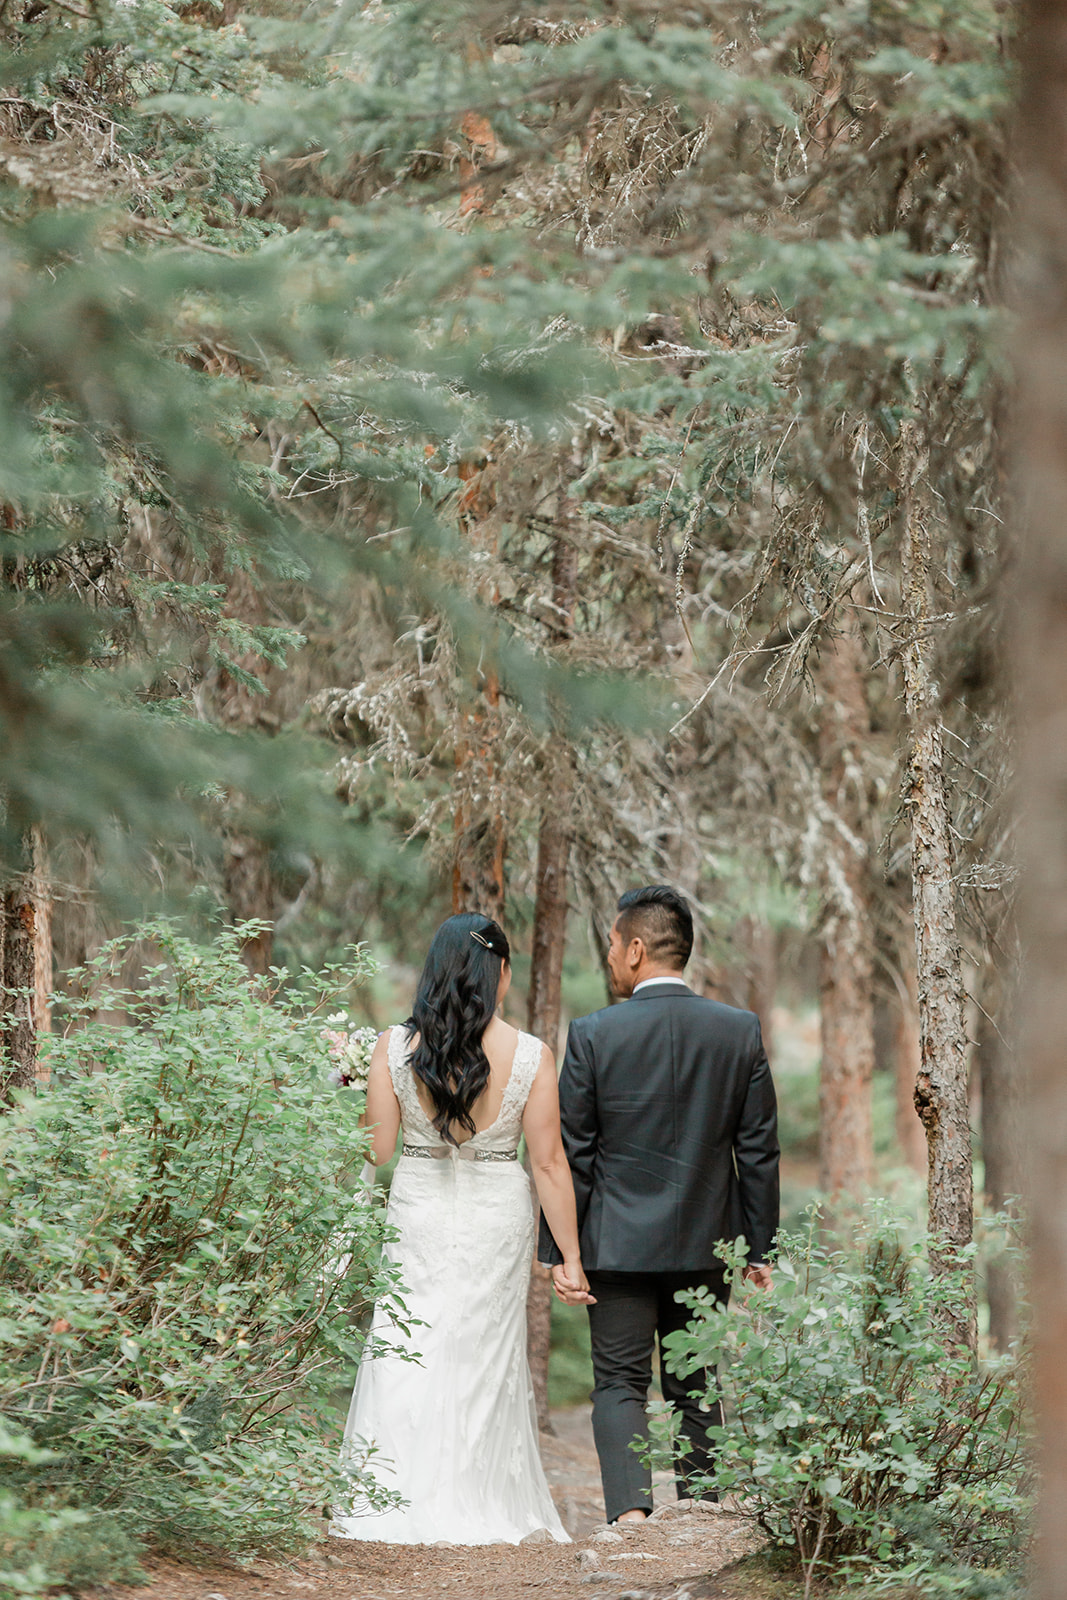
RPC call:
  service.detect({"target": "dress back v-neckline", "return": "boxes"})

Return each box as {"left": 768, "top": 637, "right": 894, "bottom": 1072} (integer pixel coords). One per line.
{"left": 387, "top": 1025, "right": 541, "bottom": 1153}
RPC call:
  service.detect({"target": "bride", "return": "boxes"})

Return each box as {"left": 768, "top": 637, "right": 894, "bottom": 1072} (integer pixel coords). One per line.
{"left": 331, "top": 912, "right": 594, "bottom": 1546}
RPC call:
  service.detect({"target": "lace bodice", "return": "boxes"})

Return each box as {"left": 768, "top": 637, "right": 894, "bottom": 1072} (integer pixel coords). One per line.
{"left": 386, "top": 1025, "right": 542, "bottom": 1154}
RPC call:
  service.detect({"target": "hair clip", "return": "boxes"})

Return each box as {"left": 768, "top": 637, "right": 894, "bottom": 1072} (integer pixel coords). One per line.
{"left": 469, "top": 929, "right": 493, "bottom": 949}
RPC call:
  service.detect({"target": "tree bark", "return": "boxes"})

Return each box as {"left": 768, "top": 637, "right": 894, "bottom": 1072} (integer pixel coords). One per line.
{"left": 524, "top": 518, "right": 580, "bottom": 1435}
{"left": 891, "top": 941, "right": 928, "bottom": 1174}
{"left": 816, "top": 627, "right": 875, "bottom": 1199}
{"left": 1011, "top": 11, "right": 1067, "bottom": 1579}
{"left": 1, "top": 838, "right": 39, "bottom": 1103}
{"left": 899, "top": 448, "right": 976, "bottom": 1352}
{"left": 29, "top": 827, "right": 51, "bottom": 1081}
{"left": 525, "top": 768, "right": 574, "bottom": 1434}
{"left": 527, "top": 791, "right": 572, "bottom": 1062}
{"left": 451, "top": 454, "right": 507, "bottom": 924}
{"left": 212, "top": 569, "right": 279, "bottom": 976}
{"left": 739, "top": 918, "right": 777, "bottom": 1061}
{"left": 223, "top": 835, "right": 275, "bottom": 976}
{"left": 818, "top": 937, "right": 874, "bottom": 1198}
{"left": 451, "top": 746, "right": 506, "bottom": 925}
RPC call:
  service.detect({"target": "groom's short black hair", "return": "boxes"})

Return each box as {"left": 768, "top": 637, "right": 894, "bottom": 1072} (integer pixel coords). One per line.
{"left": 615, "top": 885, "right": 693, "bottom": 969}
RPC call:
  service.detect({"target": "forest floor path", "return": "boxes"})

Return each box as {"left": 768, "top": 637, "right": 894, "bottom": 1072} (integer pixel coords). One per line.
{"left": 118, "top": 1408, "right": 767, "bottom": 1600}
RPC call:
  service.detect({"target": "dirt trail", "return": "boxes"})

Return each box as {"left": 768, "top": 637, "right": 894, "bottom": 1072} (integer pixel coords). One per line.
{"left": 120, "top": 1409, "right": 760, "bottom": 1600}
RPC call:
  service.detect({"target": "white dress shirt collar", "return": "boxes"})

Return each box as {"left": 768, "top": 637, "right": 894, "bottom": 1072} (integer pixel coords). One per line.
{"left": 632, "top": 975, "right": 690, "bottom": 994}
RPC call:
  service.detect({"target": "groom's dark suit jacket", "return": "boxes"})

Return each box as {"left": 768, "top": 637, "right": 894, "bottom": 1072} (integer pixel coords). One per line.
{"left": 538, "top": 981, "right": 779, "bottom": 1273}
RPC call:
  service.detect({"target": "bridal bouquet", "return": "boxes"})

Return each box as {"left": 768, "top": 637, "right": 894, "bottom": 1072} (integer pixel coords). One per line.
{"left": 322, "top": 1016, "right": 378, "bottom": 1093}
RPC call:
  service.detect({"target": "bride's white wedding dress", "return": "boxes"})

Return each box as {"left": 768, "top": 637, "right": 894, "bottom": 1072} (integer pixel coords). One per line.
{"left": 331, "top": 1024, "right": 569, "bottom": 1546}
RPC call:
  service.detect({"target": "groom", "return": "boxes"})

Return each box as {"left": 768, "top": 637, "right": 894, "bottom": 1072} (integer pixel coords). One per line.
{"left": 538, "top": 884, "right": 779, "bottom": 1525}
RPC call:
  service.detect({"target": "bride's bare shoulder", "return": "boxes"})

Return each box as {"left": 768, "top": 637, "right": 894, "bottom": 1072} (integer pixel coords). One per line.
{"left": 483, "top": 1016, "right": 520, "bottom": 1055}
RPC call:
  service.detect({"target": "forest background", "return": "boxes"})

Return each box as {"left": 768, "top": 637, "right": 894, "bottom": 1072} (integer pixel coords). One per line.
{"left": 3, "top": 0, "right": 1067, "bottom": 1594}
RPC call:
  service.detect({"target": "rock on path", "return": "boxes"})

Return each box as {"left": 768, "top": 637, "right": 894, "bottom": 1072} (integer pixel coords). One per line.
{"left": 113, "top": 1408, "right": 760, "bottom": 1600}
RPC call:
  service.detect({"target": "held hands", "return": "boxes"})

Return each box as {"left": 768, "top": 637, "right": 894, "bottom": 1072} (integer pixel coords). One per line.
{"left": 551, "top": 1260, "right": 596, "bottom": 1306}
{"left": 742, "top": 1263, "right": 773, "bottom": 1291}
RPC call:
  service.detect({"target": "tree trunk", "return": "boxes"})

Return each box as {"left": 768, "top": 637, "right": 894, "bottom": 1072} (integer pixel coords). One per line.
{"left": 29, "top": 828, "right": 51, "bottom": 1082}
{"left": 818, "top": 938, "right": 874, "bottom": 1198}
{"left": 212, "top": 569, "right": 279, "bottom": 976}
{"left": 524, "top": 514, "right": 580, "bottom": 1435}
{"left": 451, "top": 741, "right": 506, "bottom": 925}
{"left": 739, "top": 918, "right": 777, "bottom": 1060}
{"left": 899, "top": 447, "right": 976, "bottom": 1353}
{"left": 891, "top": 937, "right": 928, "bottom": 1173}
{"left": 816, "top": 627, "right": 875, "bottom": 1199}
{"left": 1011, "top": 13, "right": 1067, "bottom": 1579}
{"left": 525, "top": 770, "right": 574, "bottom": 1434}
{"left": 1, "top": 839, "right": 39, "bottom": 1103}
{"left": 527, "top": 791, "right": 572, "bottom": 1062}
{"left": 976, "top": 963, "right": 1021, "bottom": 1354}
{"left": 223, "top": 835, "right": 275, "bottom": 976}
{"left": 451, "top": 455, "right": 507, "bottom": 924}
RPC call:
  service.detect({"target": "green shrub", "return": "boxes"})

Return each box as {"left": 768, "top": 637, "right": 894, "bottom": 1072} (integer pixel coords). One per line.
{"left": 653, "top": 1213, "right": 1029, "bottom": 1597}
{"left": 548, "top": 1298, "right": 593, "bottom": 1410}
{"left": 0, "top": 922, "right": 403, "bottom": 1577}
{"left": 0, "top": 1420, "right": 147, "bottom": 1600}
{"left": 0, "top": 1422, "right": 88, "bottom": 1600}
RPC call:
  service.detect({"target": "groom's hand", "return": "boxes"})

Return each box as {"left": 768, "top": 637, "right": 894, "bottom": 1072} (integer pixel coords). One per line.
{"left": 552, "top": 1263, "right": 596, "bottom": 1306}
{"left": 743, "top": 1263, "right": 773, "bottom": 1291}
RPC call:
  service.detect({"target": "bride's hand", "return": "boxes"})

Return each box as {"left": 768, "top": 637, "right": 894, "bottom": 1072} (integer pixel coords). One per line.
{"left": 552, "top": 1261, "right": 596, "bottom": 1306}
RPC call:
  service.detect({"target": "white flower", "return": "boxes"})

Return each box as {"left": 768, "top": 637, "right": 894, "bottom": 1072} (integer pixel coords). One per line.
{"left": 322, "top": 1023, "right": 378, "bottom": 1093}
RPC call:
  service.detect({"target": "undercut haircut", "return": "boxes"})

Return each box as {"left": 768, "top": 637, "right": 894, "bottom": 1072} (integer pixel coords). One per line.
{"left": 615, "top": 885, "right": 693, "bottom": 970}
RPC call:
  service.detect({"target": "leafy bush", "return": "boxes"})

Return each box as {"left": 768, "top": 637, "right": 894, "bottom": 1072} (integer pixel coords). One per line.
{"left": 653, "top": 1213, "right": 1029, "bottom": 1597}
{"left": 548, "top": 1298, "right": 594, "bottom": 1410}
{"left": 0, "top": 922, "right": 403, "bottom": 1582}
{"left": 0, "top": 1422, "right": 110, "bottom": 1600}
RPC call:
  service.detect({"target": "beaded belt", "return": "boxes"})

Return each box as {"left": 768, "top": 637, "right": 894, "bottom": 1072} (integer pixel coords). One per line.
{"left": 401, "top": 1144, "right": 518, "bottom": 1164}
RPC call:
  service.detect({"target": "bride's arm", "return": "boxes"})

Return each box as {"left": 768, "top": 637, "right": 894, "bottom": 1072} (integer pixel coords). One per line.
{"left": 361, "top": 1030, "right": 401, "bottom": 1168}
{"left": 523, "top": 1047, "right": 595, "bottom": 1305}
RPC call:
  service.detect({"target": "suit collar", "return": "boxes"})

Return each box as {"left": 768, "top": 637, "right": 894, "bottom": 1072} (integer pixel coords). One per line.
{"left": 629, "top": 979, "right": 693, "bottom": 1000}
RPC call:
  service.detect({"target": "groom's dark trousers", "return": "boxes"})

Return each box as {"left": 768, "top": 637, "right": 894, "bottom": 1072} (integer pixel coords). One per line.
{"left": 538, "top": 980, "right": 779, "bottom": 1523}
{"left": 586, "top": 1267, "right": 730, "bottom": 1518}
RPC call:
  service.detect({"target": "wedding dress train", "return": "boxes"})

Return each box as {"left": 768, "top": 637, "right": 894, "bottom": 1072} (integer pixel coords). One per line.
{"left": 330, "top": 1024, "right": 569, "bottom": 1546}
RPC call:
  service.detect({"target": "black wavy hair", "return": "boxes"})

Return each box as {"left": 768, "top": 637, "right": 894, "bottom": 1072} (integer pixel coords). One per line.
{"left": 616, "top": 884, "right": 694, "bottom": 969}
{"left": 405, "top": 912, "right": 511, "bottom": 1144}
